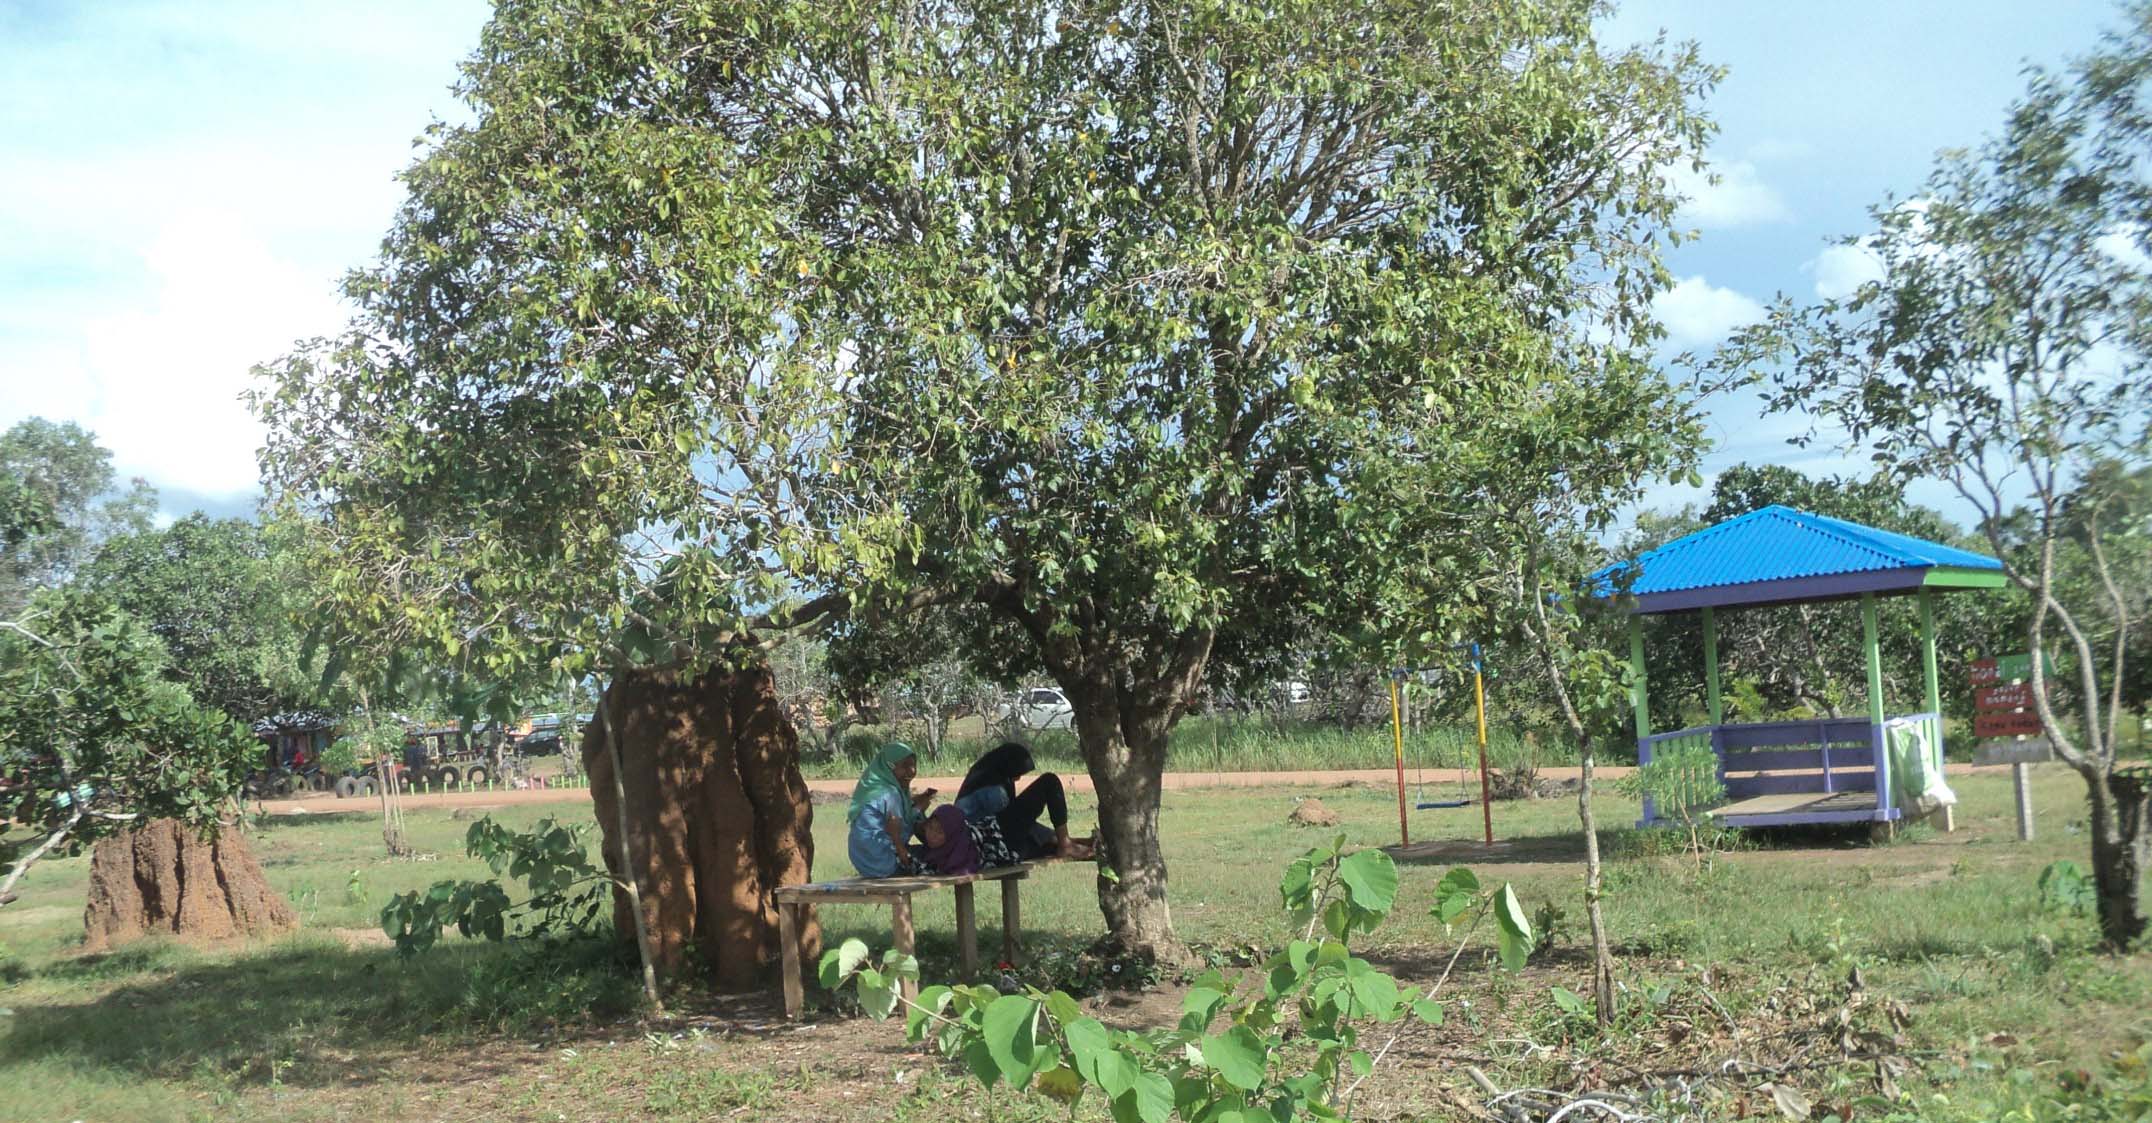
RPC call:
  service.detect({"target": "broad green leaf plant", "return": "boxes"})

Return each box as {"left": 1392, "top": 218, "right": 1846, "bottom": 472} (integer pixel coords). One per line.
{"left": 380, "top": 816, "right": 614, "bottom": 954}
{"left": 822, "top": 844, "right": 1531, "bottom": 1122}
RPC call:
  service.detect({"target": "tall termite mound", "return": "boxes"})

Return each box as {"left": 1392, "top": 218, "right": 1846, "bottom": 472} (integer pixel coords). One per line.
{"left": 585, "top": 659, "right": 819, "bottom": 989}
{"left": 82, "top": 819, "right": 298, "bottom": 951}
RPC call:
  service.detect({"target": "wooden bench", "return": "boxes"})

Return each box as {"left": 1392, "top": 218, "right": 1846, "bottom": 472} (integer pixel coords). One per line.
{"left": 774, "top": 863, "right": 1032, "bottom": 1019}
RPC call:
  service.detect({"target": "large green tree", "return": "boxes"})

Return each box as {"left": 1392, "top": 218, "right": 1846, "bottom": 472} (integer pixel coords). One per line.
{"left": 258, "top": 0, "right": 1714, "bottom": 957}
{"left": 75, "top": 515, "right": 310, "bottom": 724}
{"left": 0, "top": 419, "right": 157, "bottom": 615}
{"left": 1726, "top": 10, "right": 2152, "bottom": 946}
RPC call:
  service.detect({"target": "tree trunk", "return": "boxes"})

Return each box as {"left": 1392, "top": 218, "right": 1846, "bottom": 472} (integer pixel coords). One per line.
{"left": 1065, "top": 683, "right": 1187, "bottom": 964}
{"left": 83, "top": 819, "right": 297, "bottom": 951}
{"left": 1575, "top": 747, "right": 1616, "bottom": 1024}
{"left": 2087, "top": 769, "right": 2150, "bottom": 949}
{"left": 584, "top": 658, "right": 819, "bottom": 990}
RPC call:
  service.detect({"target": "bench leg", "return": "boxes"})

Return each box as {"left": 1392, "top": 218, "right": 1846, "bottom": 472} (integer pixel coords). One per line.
{"left": 1000, "top": 878, "right": 1021, "bottom": 967}
{"left": 779, "top": 902, "right": 804, "bottom": 1020}
{"left": 891, "top": 894, "right": 918, "bottom": 1004}
{"left": 955, "top": 882, "right": 978, "bottom": 981}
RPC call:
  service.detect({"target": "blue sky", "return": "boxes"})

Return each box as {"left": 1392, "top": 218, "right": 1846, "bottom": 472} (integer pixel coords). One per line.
{"left": 0, "top": 0, "right": 2128, "bottom": 524}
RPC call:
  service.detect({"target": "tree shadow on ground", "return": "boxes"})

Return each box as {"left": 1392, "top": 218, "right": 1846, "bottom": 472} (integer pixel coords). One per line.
{"left": 1381, "top": 833, "right": 1588, "bottom": 866}
{"left": 0, "top": 936, "right": 638, "bottom": 1090}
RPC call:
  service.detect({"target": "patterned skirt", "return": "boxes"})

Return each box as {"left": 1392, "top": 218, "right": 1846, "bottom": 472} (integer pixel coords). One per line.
{"left": 970, "top": 816, "right": 1022, "bottom": 869}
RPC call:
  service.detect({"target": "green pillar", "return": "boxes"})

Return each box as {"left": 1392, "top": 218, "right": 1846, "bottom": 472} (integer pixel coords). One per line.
{"left": 1860, "top": 592, "right": 1886, "bottom": 723}
{"left": 1701, "top": 606, "right": 1723, "bottom": 725}
{"left": 1918, "top": 590, "right": 1942, "bottom": 717}
{"left": 1628, "top": 615, "right": 1651, "bottom": 741}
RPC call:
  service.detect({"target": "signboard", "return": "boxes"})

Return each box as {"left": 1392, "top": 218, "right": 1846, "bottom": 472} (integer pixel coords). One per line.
{"left": 1969, "top": 653, "right": 2057, "bottom": 686}
{"left": 1975, "top": 738, "right": 2054, "bottom": 765}
{"left": 1974, "top": 710, "right": 2044, "bottom": 739}
{"left": 1974, "top": 682, "right": 2034, "bottom": 711}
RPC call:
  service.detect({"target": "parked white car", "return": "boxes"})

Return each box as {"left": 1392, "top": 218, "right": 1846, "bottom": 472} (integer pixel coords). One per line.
{"left": 996, "top": 686, "right": 1075, "bottom": 730}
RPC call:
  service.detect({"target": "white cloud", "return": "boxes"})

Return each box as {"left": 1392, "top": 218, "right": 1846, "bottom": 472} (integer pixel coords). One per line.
{"left": 1667, "top": 157, "right": 1791, "bottom": 229}
{"left": 1807, "top": 243, "right": 1885, "bottom": 299}
{"left": 1652, "top": 276, "right": 1767, "bottom": 348}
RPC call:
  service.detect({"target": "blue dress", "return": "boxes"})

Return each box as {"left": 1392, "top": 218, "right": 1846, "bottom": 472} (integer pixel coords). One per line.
{"left": 847, "top": 787, "right": 913, "bottom": 878}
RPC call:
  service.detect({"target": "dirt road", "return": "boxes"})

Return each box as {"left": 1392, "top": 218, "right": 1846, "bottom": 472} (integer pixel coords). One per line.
{"left": 255, "top": 761, "right": 2016, "bottom": 816}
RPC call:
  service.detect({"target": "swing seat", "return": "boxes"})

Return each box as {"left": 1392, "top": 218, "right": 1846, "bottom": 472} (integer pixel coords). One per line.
{"left": 1415, "top": 799, "right": 1473, "bottom": 809}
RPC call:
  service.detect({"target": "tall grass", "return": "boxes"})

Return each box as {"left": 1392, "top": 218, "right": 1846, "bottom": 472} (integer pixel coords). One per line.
{"left": 801, "top": 712, "right": 1574, "bottom": 778}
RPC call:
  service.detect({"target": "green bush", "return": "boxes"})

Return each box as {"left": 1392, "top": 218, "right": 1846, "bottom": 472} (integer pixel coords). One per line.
{"left": 822, "top": 838, "right": 1533, "bottom": 1122}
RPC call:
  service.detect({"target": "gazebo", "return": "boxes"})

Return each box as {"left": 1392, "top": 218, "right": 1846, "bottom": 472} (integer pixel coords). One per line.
{"left": 1593, "top": 505, "right": 2003, "bottom": 831}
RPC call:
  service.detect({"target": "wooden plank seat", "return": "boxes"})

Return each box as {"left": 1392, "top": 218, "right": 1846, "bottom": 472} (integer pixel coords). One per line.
{"left": 774, "top": 863, "right": 1032, "bottom": 1020}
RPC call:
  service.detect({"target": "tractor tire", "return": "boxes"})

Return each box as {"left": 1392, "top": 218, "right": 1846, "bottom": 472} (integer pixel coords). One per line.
{"left": 273, "top": 773, "right": 299, "bottom": 797}
{"left": 311, "top": 772, "right": 332, "bottom": 792}
{"left": 435, "top": 766, "right": 460, "bottom": 788}
{"left": 356, "top": 777, "right": 378, "bottom": 798}
{"left": 334, "top": 776, "right": 359, "bottom": 799}
{"left": 465, "top": 766, "right": 489, "bottom": 787}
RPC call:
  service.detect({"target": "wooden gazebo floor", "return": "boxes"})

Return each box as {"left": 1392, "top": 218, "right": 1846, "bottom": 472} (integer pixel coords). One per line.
{"left": 1711, "top": 790, "right": 1894, "bottom": 824}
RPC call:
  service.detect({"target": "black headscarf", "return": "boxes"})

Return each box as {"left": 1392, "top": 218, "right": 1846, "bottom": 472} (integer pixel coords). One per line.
{"left": 959, "top": 741, "right": 1036, "bottom": 800}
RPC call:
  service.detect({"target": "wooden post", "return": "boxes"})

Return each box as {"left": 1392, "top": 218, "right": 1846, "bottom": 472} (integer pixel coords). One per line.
{"left": 1918, "top": 590, "right": 1954, "bottom": 831}
{"left": 2014, "top": 761, "right": 2035, "bottom": 841}
{"left": 1860, "top": 593, "right": 1886, "bottom": 725}
{"left": 1473, "top": 649, "right": 1492, "bottom": 846}
{"left": 954, "top": 882, "right": 978, "bottom": 980}
{"left": 1390, "top": 676, "right": 1408, "bottom": 848}
{"left": 1000, "top": 876, "right": 1021, "bottom": 966}
{"left": 1862, "top": 593, "right": 1897, "bottom": 821}
{"left": 778, "top": 903, "right": 804, "bottom": 1019}
{"left": 1701, "top": 606, "right": 1723, "bottom": 725}
{"left": 890, "top": 894, "right": 918, "bottom": 1004}
{"left": 1627, "top": 616, "right": 1651, "bottom": 742}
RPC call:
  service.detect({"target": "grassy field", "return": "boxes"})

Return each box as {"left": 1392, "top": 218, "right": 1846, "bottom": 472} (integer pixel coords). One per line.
{"left": 1, "top": 766, "right": 2146, "bottom": 1121}
{"left": 799, "top": 713, "right": 1569, "bottom": 779}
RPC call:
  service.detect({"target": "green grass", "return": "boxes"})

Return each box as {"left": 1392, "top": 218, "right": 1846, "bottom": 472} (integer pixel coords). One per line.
{"left": 1, "top": 767, "right": 2146, "bottom": 1120}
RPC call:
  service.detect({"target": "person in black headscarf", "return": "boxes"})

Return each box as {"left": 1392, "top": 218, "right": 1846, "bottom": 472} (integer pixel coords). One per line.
{"left": 955, "top": 741, "right": 1092, "bottom": 860}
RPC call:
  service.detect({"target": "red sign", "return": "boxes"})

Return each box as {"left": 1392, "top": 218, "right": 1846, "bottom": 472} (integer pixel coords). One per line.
{"left": 1969, "top": 659, "right": 2000, "bottom": 686}
{"left": 1975, "top": 683, "right": 2035, "bottom": 712}
{"left": 1975, "top": 710, "right": 2044, "bottom": 738}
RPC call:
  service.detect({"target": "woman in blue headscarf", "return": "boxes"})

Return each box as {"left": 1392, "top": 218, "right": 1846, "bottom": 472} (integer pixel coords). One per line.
{"left": 846, "top": 742, "right": 932, "bottom": 878}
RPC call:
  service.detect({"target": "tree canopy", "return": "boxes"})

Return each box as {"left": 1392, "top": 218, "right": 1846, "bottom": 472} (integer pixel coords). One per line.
{"left": 0, "top": 418, "right": 157, "bottom": 615}
{"left": 258, "top": 0, "right": 1717, "bottom": 955}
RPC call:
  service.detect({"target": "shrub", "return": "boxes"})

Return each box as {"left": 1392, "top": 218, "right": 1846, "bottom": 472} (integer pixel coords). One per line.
{"left": 823, "top": 837, "right": 1533, "bottom": 1122}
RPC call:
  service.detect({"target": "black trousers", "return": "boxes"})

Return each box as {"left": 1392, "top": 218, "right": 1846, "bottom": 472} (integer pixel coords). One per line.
{"left": 997, "top": 773, "right": 1067, "bottom": 859}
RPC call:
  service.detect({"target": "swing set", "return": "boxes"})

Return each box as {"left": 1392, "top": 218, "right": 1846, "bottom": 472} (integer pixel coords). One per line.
{"left": 1387, "top": 643, "right": 1495, "bottom": 849}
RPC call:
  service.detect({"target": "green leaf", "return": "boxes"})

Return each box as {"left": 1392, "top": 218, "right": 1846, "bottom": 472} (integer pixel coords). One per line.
{"left": 982, "top": 994, "right": 1041, "bottom": 1085}
{"left": 1336, "top": 849, "right": 1398, "bottom": 913}
{"left": 1347, "top": 964, "right": 1401, "bottom": 1021}
{"left": 1431, "top": 867, "right": 1481, "bottom": 926}
{"left": 1036, "top": 1064, "right": 1084, "bottom": 1104}
{"left": 819, "top": 937, "right": 871, "bottom": 989}
{"left": 1110, "top": 1071, "right": 1174, "bottom": 1123}
{"left": 1064, "top": 1017, "right": 1112, "bottom": 1085}
{"left": 1550, "top": 986, "right": 1589, "bottom": 1016}
{"left": 1045, "top": 990, "right": 1084, "bottom": 1026}
{"left": 1412, "top": 998, "right": 1445, "bottom": 1025}
{"left": 1179, "top": 986, "right": 1227, "bottom": 1032}
{"left": 906, "top": 985, "right": 953, "bottom": 1039}
{"left": 1494, "top": 884, "right": 1535, "bottom": 972}
{"left": 1200, "top": 1026, "right": 1268, "bottom": 1090}
{"left": 857, "top": 967, "right": 899, "bottom": 1020}
{"left": 963, "top": 1038, "right": 1001, "bottom": 1088}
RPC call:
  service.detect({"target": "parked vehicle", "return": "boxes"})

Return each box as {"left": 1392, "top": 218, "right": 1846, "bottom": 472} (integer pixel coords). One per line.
{"left": 995, "top": 686, "right": 1075, "bottom": 730}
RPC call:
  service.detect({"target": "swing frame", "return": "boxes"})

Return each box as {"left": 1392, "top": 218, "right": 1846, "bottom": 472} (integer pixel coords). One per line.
{"left": 1389, "top": 643, "right": 1496, "bottom": 848}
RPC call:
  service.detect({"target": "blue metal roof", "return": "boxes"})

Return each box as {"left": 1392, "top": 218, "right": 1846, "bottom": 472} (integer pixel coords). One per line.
{"left": 1593, "top": 505, "right": 2002, "bottom": 613}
